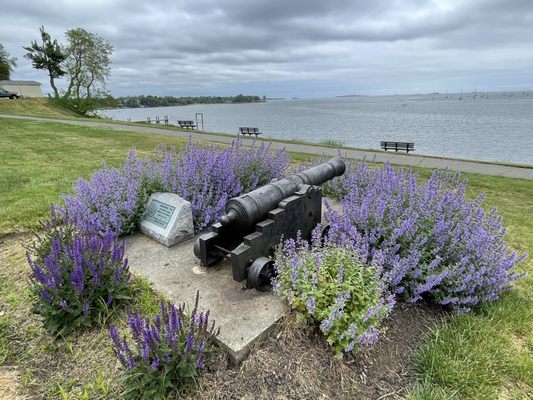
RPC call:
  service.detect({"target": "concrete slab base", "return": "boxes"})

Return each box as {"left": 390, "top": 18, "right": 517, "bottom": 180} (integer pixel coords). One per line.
{"left": 125, "top": 233, "right": 288, "bottom": 364}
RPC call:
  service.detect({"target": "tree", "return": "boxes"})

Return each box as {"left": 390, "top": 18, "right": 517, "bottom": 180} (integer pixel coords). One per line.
{"left": 64, "top": 28, "right": 113, "bottom": 99}
{"left": 0, "top": 44, "right": 17, "bottom": 80}
{"left": 23, "top": 26, "right": 66, "bottom": 98}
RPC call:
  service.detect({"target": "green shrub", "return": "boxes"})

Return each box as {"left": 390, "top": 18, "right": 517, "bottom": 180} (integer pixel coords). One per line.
{"left": 50, "top": 94, "right": 117, "bottom": 117}
{"left": 273, "top": 233, "right": 395, "bottom": 355}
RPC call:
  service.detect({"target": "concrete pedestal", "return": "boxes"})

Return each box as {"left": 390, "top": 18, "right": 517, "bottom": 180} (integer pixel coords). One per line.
{"left": 125, "top": 233, "right": 288, "bottom": 363}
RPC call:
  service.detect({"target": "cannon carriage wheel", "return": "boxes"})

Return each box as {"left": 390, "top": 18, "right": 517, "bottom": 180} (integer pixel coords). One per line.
{"left": 247, "top": 257, "right": 274, "bottom": 291}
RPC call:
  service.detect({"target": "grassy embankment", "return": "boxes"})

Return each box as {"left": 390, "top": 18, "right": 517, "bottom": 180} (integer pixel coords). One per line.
{"left": 0, "top": 98, "right": 79, "bottom": 118}
{"left": 0, "top": 103, "right": 531, "bottom": 399}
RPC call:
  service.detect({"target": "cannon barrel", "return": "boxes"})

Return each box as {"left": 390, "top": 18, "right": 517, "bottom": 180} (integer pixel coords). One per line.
{"left": 219, "top": 156, "right": 345, "bottom": 232}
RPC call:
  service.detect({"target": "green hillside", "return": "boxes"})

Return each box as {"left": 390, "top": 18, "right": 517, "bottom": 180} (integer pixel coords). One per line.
{"left": 0, "top": 98, "right": 79, "bottom": 118}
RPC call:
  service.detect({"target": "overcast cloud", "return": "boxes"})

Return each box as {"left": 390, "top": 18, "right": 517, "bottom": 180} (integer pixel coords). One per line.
{"left": 1, "top": 0, "right": 532, "bottom": 97}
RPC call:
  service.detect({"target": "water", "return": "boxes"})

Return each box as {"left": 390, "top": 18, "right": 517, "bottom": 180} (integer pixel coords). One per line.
{"left": 100, "top": 93, "right": 533, "bottom": 165}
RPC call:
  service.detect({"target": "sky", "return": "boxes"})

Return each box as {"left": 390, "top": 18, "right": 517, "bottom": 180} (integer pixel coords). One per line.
{"left": 1, "top": 0, "right": 532, "bottom": 98}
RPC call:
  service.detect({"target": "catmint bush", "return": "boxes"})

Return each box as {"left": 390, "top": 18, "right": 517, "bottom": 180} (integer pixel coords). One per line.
{"left": 273, "top": 229, "right": 394, "bottom": 355}
{"left": 147, "top": 141, "right": 242, "bottom": 233}
{"left": 326, "top": 161, "right": 526, "bottom": 313}
{"left": 27, "top": 215, "right": 132, "bottom": 335}
{"left": 109, "top": 292, "right": 219, "bottom": 399}
{"left": 232, "top": 139, "right": 290, "bottom": 193}
{"left": 60, "top": 149, "right": 149, "bottom": 235}
{"left": 60, "top": 140, "right": 290, "bottom": 235}
{"left": 146, "top": 139, "right": 290, "bottom": 232}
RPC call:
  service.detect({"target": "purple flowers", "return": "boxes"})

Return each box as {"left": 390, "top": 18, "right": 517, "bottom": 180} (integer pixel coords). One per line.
{"left": 274, "top": 159, "right": 525, "bottom": 355}
{"left": 326, "top": 161, "right": 527, "bottom": 312}
{"left": 109, "top": 291, "right": 219, "bottom": 396}
{"left": 306, "top": 297, "right": 316, "bottom": 313}
{"left": 27, "top": 214, "right": 132, "bottom": 335}
{"left": 147, "top": 139, "right": 290, "bottom": 232}
{"left": 273, "top": 232, "right": 393, "bottom": 355}
{"left": 61, "top": 149, "right": 145, "bottom": 235}
{"left": 58, "top": 140, "right": 290, "bottom": 235}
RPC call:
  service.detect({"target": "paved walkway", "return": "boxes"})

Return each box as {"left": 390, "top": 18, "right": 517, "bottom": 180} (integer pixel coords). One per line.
{"left": 2, "top": 114, "right": 532, "bottom": 180}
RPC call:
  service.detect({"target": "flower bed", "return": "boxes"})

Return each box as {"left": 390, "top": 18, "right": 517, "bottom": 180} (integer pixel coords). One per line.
{"left": 324, "top": 161, "right": 526, "bottom": 313}
{"left": 28, "top": 147, "right": 526, "bottom": 366}
{"left": 60, "top": 139, "right": 290, "bottom": 235}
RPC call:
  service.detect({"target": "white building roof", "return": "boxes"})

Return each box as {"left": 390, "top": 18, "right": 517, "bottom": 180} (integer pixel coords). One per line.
{"left": 0, "top": 80, "right": 42, "bottom": 86}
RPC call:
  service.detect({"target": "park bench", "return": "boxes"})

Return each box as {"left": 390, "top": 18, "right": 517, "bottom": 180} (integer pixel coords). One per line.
{"left": 239, "top": 127, "right": 262, "bottom": 137}
{"left": 178, "top": 120, "right": 196, "bottom": 129}
{"left": 380, "top": 141, "right": 415, "bottom": 153}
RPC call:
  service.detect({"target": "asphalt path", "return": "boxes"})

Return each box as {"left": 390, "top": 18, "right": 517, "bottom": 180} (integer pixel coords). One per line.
{"left": 2, "top": 113, "right": 532, "bottom": 180}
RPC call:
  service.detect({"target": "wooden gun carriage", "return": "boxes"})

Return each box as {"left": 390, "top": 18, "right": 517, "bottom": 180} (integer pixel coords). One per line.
{"left": 194, "top": 157, "right": 346, "bottom": 290}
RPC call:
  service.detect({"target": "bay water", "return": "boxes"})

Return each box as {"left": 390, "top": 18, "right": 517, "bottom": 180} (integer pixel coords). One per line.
{"left": 100, "top": 93, "right": 533, "bottom": 166}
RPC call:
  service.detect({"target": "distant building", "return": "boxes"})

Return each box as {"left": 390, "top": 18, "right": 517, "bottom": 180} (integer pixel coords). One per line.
{"left": 0, "top": 80, "right": 44, "bottom": 98}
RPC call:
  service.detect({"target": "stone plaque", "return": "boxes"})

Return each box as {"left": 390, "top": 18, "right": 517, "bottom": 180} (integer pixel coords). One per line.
{"left": 144, "top": 200, "right": 176, "bottom": 229}
{"left": 140, "top": 193, "right": 194, "bottom": 247}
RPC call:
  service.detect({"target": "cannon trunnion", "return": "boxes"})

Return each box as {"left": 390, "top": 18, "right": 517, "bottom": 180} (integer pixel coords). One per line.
{"left": 193, "top": 157, "right": 346, "bottom": 290}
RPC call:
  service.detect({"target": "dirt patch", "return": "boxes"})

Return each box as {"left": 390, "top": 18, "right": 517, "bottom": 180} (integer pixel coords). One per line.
{"left": 0, "top": 231, "right": 28, "bottom": 243}
{"left": 0, "top": 367, "right": 26, "bottom": 400}
{"left": 196, "top": 302, "right": 444, "bottom": 400}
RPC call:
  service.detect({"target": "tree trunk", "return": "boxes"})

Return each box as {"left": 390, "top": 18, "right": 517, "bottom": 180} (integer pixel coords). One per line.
{"left": 86, "top": 73, "right": 95, "bottom": 98}
{"left": 49, "top": 74, "right": 60, "bottom": 98}
{"left": 64, "top": 79, "right": 74, "bottom": 99}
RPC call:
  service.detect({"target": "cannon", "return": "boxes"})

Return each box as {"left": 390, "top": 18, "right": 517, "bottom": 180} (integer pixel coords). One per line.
{"left": 193, "top": 156, "right": 346, "bottom": 290}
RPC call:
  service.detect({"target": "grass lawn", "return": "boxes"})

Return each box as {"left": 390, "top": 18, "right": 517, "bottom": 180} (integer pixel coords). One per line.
{"left": 0, "top": 117, "right": 531, "bottom": 399}
{"left": 0, "top": 98, "right": 79, "bottom": 118}
{"left": 0, "top": 118, "right": 190, "bottom": 234}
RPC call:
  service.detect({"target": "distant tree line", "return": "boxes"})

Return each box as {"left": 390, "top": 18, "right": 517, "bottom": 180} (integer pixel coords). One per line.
{"left": 115, "top": 94, "right": 264, "bottom": 108}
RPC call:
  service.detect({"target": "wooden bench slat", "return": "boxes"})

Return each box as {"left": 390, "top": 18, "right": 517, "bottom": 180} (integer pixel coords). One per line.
{"left": 239, "top": 127, "right": 262, "bottom": 137}
{"left": 380, "top": 141, "right": 415, "bottom": 153}
{"left": 178, "top": 120, "right": 196, "bottom": 129}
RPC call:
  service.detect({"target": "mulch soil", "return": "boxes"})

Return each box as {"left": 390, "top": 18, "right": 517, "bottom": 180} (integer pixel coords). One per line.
{"left": 195, "top": 302, "right": 445, "bottom": 400}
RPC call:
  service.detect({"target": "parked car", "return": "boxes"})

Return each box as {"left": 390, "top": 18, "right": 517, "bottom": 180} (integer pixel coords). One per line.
{"left": 0, "top": 88, "right": 22, "bottom": 99}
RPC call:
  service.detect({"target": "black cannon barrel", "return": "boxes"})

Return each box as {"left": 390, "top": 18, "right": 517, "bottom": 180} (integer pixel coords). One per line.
{"left": 219, "top": 156, "right": 345, "bottom": 231}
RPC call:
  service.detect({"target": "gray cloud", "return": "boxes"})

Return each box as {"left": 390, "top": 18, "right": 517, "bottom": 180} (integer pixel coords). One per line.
{"left": 0, "top": 0, "right": 532, "bottom": 97}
